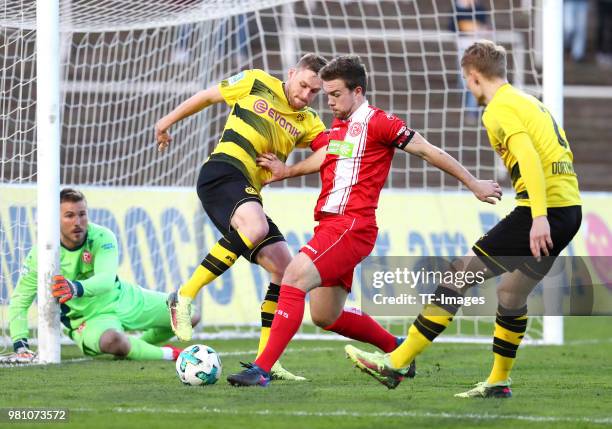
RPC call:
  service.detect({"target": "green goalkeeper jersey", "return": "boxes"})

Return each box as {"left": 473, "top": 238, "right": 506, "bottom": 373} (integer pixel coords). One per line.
{"left": 8, "top": 222, "right": 124, "bottom": 341}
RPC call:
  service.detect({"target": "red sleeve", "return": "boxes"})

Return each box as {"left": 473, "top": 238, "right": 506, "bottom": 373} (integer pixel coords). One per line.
{"left": 310, "top": 131, "right": 329, "bottom": 151}
{"left": 373, "top": 111, "right": 415, "bottom": 149}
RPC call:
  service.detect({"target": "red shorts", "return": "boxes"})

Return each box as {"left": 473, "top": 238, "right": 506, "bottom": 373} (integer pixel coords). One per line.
{"left": 300, "top": 215, "right": 378, "bottom": 291}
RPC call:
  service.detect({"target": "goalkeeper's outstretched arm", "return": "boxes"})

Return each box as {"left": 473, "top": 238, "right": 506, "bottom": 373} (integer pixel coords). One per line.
{"left": 7, "top": 249, "right": 38, "bottom": 357}
{"left": 155, "top": 86, "right": 224, "bottom": 152}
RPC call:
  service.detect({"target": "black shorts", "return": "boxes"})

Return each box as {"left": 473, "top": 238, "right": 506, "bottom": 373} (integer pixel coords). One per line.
{"left": 196, "top": 160, "right": 285, "bottom": 263}
{"left": 473, "top": 205, "right": 582, "bottom": 279}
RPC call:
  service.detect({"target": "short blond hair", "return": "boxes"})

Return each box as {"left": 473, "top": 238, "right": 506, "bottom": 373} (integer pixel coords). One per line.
{"left": 460, "top": 40, "right": 507, "bottom": 80}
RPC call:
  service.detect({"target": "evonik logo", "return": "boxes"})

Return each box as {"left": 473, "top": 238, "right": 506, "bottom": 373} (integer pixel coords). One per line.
{"left": 252, "top": 99, "right": 300, "bottom": 137}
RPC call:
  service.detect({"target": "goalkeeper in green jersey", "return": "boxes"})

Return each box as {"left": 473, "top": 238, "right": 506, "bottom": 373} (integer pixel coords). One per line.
{"left": 5, "top": 188, "right": 199, "bottom": 364}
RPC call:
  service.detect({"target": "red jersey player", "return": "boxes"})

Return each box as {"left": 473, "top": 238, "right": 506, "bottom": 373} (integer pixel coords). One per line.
{"left": 227, "top": 55, "right": 502, "bottom": 387}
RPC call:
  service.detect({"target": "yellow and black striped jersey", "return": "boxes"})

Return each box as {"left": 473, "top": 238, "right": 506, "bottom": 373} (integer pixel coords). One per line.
{"left": 482, "top": 83, "right": 581, "bottom": 208}
{"left": 210, "top": 69, "right": 326, "bottom": 191}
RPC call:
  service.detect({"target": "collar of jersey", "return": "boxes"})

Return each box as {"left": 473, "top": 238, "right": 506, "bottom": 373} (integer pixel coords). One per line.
{"left": 490, "top": 83, "right": 512, "bottom": 105}
{"left": 346, "top": 99, "right": 370, "bottom": 121}
{"left": 281, "top": 82, "right": 293, "bottom": 109}
{"left": 61, "top": 231, "right": 89, "bottom": 252}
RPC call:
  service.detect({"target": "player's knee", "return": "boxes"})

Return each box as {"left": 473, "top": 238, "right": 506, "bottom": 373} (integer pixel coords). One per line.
{"left": 240, "top": 221, "right": 269, "bottom": 244}
{"left": 497, "top": 288, "right": 528, "bottom": 309}
{"left": 255, "top": 242, "right": 291, "bottom": 276}
{"left": 447, "top": 257, "right": 482, "bottom": 290}
{"left": 310, "top": 302, "right": 342, "bottom": 328}
{"left": 271, "top": 249, "right": 292, "bottom": 273}
{"left": 310, "top": 312, "right": 336, "bottom": 328}
{"left": 252, "top": 221, "right": 270, "bottom": 243}
{"left": 282, "top": 259, "right": 317, "bottom": 291}
{"left": 99, "top": 330, "right": 130, "bottom": 357}
{"left": 281, "top": 265, "right": 302, "bottom": 287}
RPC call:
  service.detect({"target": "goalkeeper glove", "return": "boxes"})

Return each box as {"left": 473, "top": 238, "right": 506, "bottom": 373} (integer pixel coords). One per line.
{"left": 52, "top": 275, "right": 84, "bottom": 304}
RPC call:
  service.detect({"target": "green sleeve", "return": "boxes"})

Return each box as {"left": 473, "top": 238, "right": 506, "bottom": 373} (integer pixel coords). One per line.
{"left": 79, "top": 228, "right": 120, "bottom": 296}
{"left": 8, "top": 248, "right": 38, "bottom": 342}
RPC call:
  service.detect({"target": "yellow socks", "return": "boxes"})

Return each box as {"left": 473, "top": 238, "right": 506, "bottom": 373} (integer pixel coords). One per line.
{"left": 487, "top": 305, "right": 527, "bottom": 384}
{"left": 256, "top": 283, "right": 280, "bottom": 357}
{"left": 390, "top": 286, "right": 461, "bottom": 369}
{"left": 180, "top": 229, "right": 254, "bottom": 299}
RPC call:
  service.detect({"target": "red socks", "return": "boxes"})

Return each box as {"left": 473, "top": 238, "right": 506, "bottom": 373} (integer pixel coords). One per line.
{"left": 254, "top": 285, "right": 306, "bottom": 372}
{"left": 324, "top": 307, "right": 397, "bottom": 353}
{"left": 254, "top": 288, "right": 397, "bottom": 373}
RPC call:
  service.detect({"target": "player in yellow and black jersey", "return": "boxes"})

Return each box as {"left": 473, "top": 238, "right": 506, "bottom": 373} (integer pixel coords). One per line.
{"left": 481, "top": 79, "right": 581, "bottom": 215}
{"left": 469, "top": 43, "right": 581, "bottom": 278}
{"left": 155, "top": 54, "right": 328, "bottom": 381}
{"left": 212, "top": 68, "right": 325, "bottom": 190}
{"left": 345, "top": 40, "right": 582, "bottom": 399}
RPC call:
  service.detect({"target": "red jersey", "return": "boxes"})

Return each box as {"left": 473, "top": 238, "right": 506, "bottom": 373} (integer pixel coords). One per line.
{"left": 311, "top": 101, "right": 415, "bottom": 220}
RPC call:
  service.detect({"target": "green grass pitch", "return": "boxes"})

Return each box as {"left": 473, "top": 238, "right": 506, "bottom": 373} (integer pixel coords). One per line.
{"left": 1, "top": 317, "right": 611, "bottom": 429}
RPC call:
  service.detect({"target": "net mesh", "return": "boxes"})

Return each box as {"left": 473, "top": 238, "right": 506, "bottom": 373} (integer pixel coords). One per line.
{"left": 1, "top": 0, "right": 552, "bottom": 354}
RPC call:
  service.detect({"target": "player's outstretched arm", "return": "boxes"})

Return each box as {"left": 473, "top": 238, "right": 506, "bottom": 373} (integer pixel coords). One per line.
{"left": 7, "top": 250, "right": 38, "bottom": 351}
{"left": 404, "top": 131, "right": 503, "bottom": 204}
{"left": 257, "top": 146, "right": 327, "bottom": 185}
{"left": 155, "top": 86, "right": 224, "bottom": 152}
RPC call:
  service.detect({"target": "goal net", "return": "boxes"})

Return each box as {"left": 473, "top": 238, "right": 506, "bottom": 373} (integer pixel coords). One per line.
{"left": 1, "top": 0, "right": 560, "bottom": 359}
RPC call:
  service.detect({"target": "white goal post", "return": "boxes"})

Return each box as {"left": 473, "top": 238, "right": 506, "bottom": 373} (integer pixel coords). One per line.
{"left": 0, "top": 0, "right": 564, "bottom": 364}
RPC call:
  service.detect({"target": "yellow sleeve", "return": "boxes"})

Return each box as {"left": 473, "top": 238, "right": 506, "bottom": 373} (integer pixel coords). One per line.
{"left": 296, "top": 110, "right": 326, "bottom": 148}
{"left": 218, "top": 69, "right": 259, "bottom": 107}
{"left": 507, "top": 132, "right": 547, "bottom": 218}
{"left": 483, "top": 104, "right": 527, "bottom": 150}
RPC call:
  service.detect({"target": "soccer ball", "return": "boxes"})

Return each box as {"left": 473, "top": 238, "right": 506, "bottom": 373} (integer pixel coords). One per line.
{"left": 175, "top": 344, "right": 222, "bottom": 386}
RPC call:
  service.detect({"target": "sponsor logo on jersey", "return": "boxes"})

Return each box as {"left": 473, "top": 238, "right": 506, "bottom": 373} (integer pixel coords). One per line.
{"left": 245, "top": 186, "right": 259, "bottom": 196}
{"left": 348, "top": 122, "right": 363, "bottom": 137}
{"left": 82, "top": 251, "right": 92, "bottom": 264}
{"left": 327, "top": 140, "right": 355, "bottom": 158}
{"left": 227, "top": 71, "right": 245, "bottom": 85}
{"left": 252, "top": 98, "right": 300, "bottom": 137}
{"left": 253, "top": 99, "right": 269, "bottom": 114}
{"left": 303, "top": 244, "right": 318, "bottom": 254}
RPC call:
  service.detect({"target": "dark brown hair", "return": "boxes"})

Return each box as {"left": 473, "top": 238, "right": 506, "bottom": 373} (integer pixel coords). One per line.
{"left": 461, "top": 40, "right": 507, "bottom": 79}
{"left": 319, "top": 55, "right": 367, "bottom": 93}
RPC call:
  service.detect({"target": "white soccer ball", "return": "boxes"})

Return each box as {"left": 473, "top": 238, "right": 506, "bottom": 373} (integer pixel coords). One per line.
{"left": 175, "top": 344, "right": 222, "bottom": 386}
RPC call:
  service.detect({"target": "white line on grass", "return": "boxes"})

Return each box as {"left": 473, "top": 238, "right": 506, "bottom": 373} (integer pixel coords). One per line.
{"left": 79, "top": 406, "right": 612, "bottom": 425}
{"left": 220, "top": 346, "right": 337, "bottom": 357}
{"left": 565, "top": 338, "right": 612, "bottom": 346}
{"left": 0, "top": 356, "right": 92, "bottom": 367}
